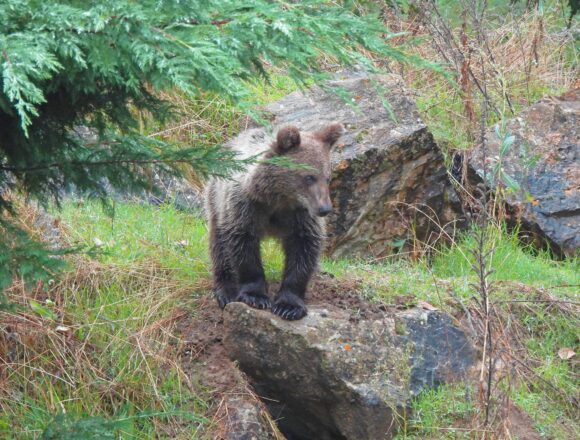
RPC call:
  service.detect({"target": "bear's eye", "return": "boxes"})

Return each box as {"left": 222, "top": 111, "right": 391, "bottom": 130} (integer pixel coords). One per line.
{"left": 304, "top": 175, "right": 317, "bottom": 185}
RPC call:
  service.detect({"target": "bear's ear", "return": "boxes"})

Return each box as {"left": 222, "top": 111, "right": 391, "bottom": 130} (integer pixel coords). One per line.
{"left": 271, "top": 126, "right": 301, "bottom": 155}
{"left": 314, "top": 123, "right": 345, "bottom": 149}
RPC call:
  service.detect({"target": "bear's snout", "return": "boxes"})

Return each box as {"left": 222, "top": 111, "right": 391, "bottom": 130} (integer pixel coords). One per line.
{"left": 317, "top": 205, "right": 333, "bottom": 217}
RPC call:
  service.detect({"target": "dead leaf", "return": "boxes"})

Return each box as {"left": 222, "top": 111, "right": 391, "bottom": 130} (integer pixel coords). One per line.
{"left": 418, "top": 300, "right": 438, "bottom": 311}
{"left": 335, "top": 160, "right": 349, "bottom": 171}
{"left": 557, "top": 348, "right": 575, "bottom": 360}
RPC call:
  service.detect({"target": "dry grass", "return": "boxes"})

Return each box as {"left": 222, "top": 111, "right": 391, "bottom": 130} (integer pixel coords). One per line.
{"left": 381, "top": 1, "right": 578, "bottom": 151}
{"left": 0, "top": 257, "right": 207, "bottom": 438}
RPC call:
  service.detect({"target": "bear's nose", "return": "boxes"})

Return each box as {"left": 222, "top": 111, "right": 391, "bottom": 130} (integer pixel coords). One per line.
{"left": 317, "top": 205, "right": 332, "bottom": 217}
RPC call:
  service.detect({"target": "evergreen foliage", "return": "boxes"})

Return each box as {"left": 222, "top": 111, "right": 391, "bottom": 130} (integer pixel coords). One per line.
{"left": 0, "top": 0, "right": 435, "bottom": 289}
{"left": 0, "top": 220, "right": 68, "bottom": 293}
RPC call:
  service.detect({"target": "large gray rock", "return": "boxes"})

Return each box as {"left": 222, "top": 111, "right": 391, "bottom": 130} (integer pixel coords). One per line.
{"left": 468, "top": 88, "right": 579, "bottom": 256}
{"left": 241, "top": 73, "right": 465, "bottom": 258}
{"left": 223, "top": 302, "right": 476, "bottom": 440}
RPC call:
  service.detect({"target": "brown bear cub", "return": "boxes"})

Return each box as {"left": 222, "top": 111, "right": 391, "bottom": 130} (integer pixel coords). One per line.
{"left": 205, "top": 123, "right": 344, "bottom": 320}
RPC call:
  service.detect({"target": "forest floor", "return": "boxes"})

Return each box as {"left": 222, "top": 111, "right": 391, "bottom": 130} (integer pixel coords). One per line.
{"left": 2, "top": 200, "right": 577, "bottom": 439}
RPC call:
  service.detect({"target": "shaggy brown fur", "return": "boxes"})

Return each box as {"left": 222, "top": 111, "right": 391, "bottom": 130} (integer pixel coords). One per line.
{"left": 205, "top": 123, "right": 344, "bottom": 320}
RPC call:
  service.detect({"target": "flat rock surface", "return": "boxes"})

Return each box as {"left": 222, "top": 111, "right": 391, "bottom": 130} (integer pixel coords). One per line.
{"left": 468, "top": 88, "right": 579, "bottom": 256}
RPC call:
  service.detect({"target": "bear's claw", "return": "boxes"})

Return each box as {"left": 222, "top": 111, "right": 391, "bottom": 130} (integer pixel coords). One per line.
{"left": 237, "top": 291, "right": 271, "bottom": 310}
{"left": 272, "top": 300, "right": 307, "bottom": 320}
{"left": 215, "top": 290, "right": 236, "bottom": 309}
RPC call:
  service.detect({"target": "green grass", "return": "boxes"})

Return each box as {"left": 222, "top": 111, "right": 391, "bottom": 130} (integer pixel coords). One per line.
{"left": 512, "top": 297, "right": 579, "bottom": 440}
{"left": 431, "top": 227, "right": 580, "bottom": 288}
{"left": 4, "top": 199, "right": 578, "bottom": 438}
{"left": 59, "top": 201, "right": 289, "bottom": 285}
{"left": 514, "top": 387, "right": 579, "bottom": 439}
{"left": 1, "top": 201, "right": 212, "bottom": 438}
{"left": 434, "top": 0, "right": 576, "bottom": 29}
{"left": 319, "top": 225, "right": 579, "bottom": 306}
{"left": 394, "top": 384, "right": 475, "bottom": 439}
{"left": 2, "top": 266, "right": 208, "bottom": 439}
{"left": 247, "top": 73, "right": 305, "bottom": 105}
{"left": 60, "top": 201, "right": 210, "bottom": 280}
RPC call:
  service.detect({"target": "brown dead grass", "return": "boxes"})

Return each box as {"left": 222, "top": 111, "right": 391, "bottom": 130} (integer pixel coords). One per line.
{"left": 0, "top": 257, "right": 205, "bottom": 436}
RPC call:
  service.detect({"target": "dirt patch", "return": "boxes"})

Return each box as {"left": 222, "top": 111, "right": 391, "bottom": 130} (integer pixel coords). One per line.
{"left": 175, "top": 295, "right": 281, "bottom": 440}
{"left": 303, "top": 273, "right": 399, "bottom": 320}
{"left": 498, "top": 402, "right": 542, "bottom": 440}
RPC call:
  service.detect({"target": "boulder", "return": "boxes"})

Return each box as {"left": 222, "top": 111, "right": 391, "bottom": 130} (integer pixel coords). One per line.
{"left": 467, "top": 88, "right": 579, "bottom": 256}
{"left": 223, "top": 302, "right": 476, "bottom": 440}
{"left": 241, "top": 73, "right": 465, "bottom": 258}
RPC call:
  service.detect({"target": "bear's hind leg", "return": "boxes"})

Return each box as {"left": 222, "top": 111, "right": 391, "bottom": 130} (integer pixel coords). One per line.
{"left": 210, "top": 225, "right": 238, "bottom": 309}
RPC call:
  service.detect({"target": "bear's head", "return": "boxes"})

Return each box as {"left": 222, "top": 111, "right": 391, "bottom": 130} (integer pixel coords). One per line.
{"left": 261, "top": 123, "right": 344, "bottom": 217}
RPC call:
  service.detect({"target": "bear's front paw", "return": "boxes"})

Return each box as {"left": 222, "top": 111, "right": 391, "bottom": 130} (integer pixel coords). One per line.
{"left": 237, "top": 291, "right": 271, "bottom": 310}
{"left": 272, "top": 293, "right": 307, "bottom": 320}
{"left": 215, "top": 288, "right": 237, "bottom": 309}
{"left": 237, "top": 280, "right": 270, "bottom": 310}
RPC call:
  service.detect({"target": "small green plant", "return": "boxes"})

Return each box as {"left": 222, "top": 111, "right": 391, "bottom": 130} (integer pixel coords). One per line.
{"left": 395, "top": 384, "right": 475, "bottom": 439}
{"left": 490, "top": 126, "right": 520, "bottom": 192}
{"left": 41, "top": 411, "right": 206, "bottom": 440}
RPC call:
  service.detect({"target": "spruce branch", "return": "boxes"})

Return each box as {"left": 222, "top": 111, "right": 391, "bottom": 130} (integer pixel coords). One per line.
{"left": 0, "top": 0, "right": 445, "bottom": 290}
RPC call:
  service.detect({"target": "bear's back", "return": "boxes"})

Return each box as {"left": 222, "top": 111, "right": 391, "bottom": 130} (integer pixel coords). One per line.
{"left": 205, "top": 128, "right": 272, "bottom": 222}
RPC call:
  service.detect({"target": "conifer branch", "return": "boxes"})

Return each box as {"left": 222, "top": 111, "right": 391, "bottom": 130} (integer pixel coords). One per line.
{"left": 0, "top": 0, "right": 445, "bottom": 289}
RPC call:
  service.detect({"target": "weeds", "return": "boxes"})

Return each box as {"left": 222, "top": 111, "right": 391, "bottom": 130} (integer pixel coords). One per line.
{"left": 396, "top": 384, "right": 476, "bottom": 439}
{"left": 0, "top": 200, "right": 212, "bottom": 438}
{"left": 0, "top": 259, "right": 208, "bottom": 438}
{"left": 390, "top": 0, "right": 577, "bottom": 154}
